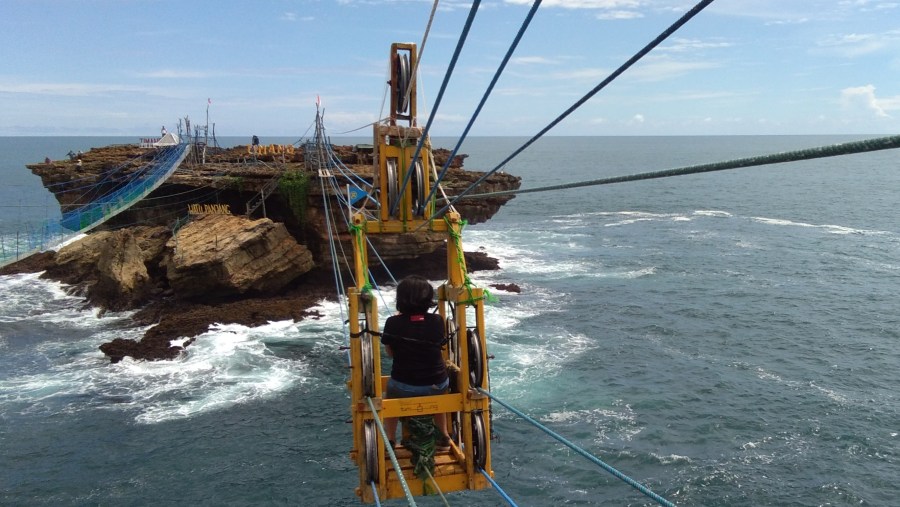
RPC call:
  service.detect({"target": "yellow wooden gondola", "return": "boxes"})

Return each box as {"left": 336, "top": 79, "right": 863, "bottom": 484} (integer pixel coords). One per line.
{"left": 346, "top": 42, "right": 493, "bottom": 503}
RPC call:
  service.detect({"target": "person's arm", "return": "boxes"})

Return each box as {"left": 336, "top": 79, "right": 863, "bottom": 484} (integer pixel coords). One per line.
{"left": 382, "top": 316, "right": 396, "bottom": 358}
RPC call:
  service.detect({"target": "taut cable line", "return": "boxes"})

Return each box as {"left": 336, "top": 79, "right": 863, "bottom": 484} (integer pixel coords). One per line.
{"left": 421, "top": 0, "right": 543, "bottom": 212}
{"left": 449, "top": 135, "right": 900, "bottom": 201}
{"left": 426, "top": 0, "right": 716, "bottom": 221}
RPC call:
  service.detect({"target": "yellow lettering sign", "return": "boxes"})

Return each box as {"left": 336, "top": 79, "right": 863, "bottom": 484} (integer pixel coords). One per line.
{"left": 187, "top": 204, "right": 232, "bottom": 215}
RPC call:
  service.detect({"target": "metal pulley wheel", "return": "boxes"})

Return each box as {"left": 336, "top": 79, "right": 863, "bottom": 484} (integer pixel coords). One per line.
{"left": 386, "top": 159, "right": 399, "bottom": 218}
{"left": 363, "top": 420, "right": 378, "bottom": 483}
{"left": 472, "top": 411, "right": 487, "bottom": 470}
{"left": 361, "top": 331, "right": 375, "bottom": 397}
{"left": 447, "top": 304, "right": 459, "bottom": 364}
{"left": 394, "top": 53, "right": 411, "bottom": 115}
{"left": 467, "top": 329, "right": 484, "bottom": 388}
{"left": 412, "top": 160, "right": 426, "bottom": 215}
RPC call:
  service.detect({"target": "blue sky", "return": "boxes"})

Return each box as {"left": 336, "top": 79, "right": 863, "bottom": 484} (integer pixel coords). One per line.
{"left": 2, "top": 0, "right": 899, "bottom": 137}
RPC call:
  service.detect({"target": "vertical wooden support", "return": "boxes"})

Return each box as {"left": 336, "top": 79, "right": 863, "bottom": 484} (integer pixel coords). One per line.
{"left": 349, "top": 215, "right": 384, "bottom": 503}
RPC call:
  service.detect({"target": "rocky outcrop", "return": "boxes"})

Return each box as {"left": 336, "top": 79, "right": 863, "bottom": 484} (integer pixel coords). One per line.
{"left": 163, "top": 214, "right": 314, "bottom": 298}
{"left": 44, "top": 226, "right": 165, "bottom": 310}
{"left": 37, "top": 216, "right": 315, "bottom": 312}
{"left": 16, "top": 141, "right": 521, "bottom": 363}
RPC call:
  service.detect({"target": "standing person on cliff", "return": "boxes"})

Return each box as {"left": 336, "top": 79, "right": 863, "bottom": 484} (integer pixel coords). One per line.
{"left": 251, "top": 135, "right": 260, "bottom": 155}
{"left": 381, "top": 275, "right": 451, "bottom": 452}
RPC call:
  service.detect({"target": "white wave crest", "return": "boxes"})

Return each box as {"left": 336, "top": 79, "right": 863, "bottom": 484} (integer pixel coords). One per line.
{"left": 751, "top": 216, "right": 889, "bottom": 236}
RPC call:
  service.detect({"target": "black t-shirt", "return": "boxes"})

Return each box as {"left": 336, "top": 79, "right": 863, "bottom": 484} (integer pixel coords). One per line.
{"left": 382, "top": 312, "right": 447, "bottom": 386}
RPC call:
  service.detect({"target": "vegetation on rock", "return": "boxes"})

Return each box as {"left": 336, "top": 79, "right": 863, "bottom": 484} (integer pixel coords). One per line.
{"left": 278, "top": 171, "right": 310, "bottom": 224}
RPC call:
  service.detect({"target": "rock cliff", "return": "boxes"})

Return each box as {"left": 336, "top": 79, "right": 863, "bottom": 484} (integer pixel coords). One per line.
{"left": 12, "top": 141, "right": 521, "bottom": 362}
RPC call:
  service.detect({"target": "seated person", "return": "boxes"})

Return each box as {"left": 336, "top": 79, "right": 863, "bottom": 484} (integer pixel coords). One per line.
{"left": 381, "top": 275, "right": 451, "bottom": 451}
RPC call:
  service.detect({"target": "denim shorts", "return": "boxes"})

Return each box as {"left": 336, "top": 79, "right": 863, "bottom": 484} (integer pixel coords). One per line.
{"left": 386, "top": 377, "right": 449, "bottom": 399}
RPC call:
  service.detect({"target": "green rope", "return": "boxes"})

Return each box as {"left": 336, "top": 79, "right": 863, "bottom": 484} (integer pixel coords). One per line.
{"left": 445, "top": 217, "right": 497, "bottom": 305}
{"left": 402, "top": 416, "right": 451, "bottom": 503}
{"left": 403, "top": 416, "right": 439, "bottom": 485}
{"left": 348, "top": 222, "right": 373, "bottom": 293}
{"left": 454, "top": 134, "right": 900, "bottom": 200}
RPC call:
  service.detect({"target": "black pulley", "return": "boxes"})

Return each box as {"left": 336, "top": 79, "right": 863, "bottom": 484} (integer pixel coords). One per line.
{"left": 467, "top": 329, "right": 484, "bottom": 388}
{"left": 363, "top": 420, "right": 378, "bottom": 483}
{"left": 361, "top": 331, "right": 375, "bottom": 397}
{"left": 472, "top": 411, "right": 487, "bottom": 469}
{"left": 393, "top": 53, "right": 410, "bottom": 115}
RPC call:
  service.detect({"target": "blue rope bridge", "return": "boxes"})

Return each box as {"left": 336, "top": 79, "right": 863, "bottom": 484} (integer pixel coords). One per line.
{"left": 0, "top": 142, "right": 190, "bottom": 268}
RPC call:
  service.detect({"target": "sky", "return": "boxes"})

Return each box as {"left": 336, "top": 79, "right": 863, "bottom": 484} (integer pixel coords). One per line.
{"left": 1, "top": 0, "right": 899, "bottom": 137}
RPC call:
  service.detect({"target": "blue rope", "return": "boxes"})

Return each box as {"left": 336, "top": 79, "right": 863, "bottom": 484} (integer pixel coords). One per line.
{"left": 477, "top": 388, "right": 677, "bottom": 507}
{"left": 370, "top": 482, "right": 382, "bottom": 507}
{"left": 429, "top": 0, "right": 716, "bottom": 221}
{"left": 366, "top": 397, "right": 418, "bottom": 507}
{"left": 422, "top": 0, "right": 543, "bottom": 209}
{"left": 319, "top": 162, "right": 352, "bottom": 365}
{"left": 453, "top": 134, "right": 900, "bottom": 200}
{"left": 480, "top": 469, "right": 519, "bottom": 507}
{"left": 390, "top": 0, "right": 482, "bottom": 217}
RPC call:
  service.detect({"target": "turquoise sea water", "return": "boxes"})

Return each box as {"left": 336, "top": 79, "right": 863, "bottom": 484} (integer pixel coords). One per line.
{"left": 1, "top": 135, "right": 898, "bottom": 505}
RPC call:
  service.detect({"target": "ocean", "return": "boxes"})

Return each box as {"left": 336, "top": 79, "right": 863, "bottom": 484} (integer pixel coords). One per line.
{"left": 1, "top": 135, "right": 898, "bottom": 506}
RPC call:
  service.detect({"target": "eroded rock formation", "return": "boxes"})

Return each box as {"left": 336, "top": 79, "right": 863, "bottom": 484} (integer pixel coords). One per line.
{"left": 163, "top": 214, "right": 314, "bottom": 298}
{"left": 15, "top": 141, "right": 522, "bottom": 362}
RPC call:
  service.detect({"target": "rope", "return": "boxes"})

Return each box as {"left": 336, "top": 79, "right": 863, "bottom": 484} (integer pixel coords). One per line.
{"left": 404, "top": 416, "right": 443, "bottom": 496}
{"left": 427, "top": 149, "right": 456, "bottom": 213}
{"left": 401, "top": 0, "right": 441, "bottom": 112}
{"left": 477, "top": 388, "right": 677, "bottom": 507}
{"left": 370, "top": 481, "right": 382, "bottom": 507}
{"left": 428, "top": 0, "right": 716, "bottom": 220}
{"left": 421, "top": 467, "right": 451, "bottom": 506}
{"left": 390, "top": 0, "right": 483, "bottom": 216}
{"left": 313, "top": 111, "right": 357, "bottom": 364}
{"left": 366, "top": 396, "right": 418, "bottom": 507}
{"left": 423, "top": 0, "right": 542, "bottom": 209}
{"left": 319, "top": 166, "right": 353, "bottom": 365}
{"left": 479, "top": 469, "right": 518, "bottom": 507}
{"left": 452, "top": 134, "right": 900, "bottom": 200}
{"left": 445, "top": 217, "right": 496, "bottom": 305}
{"left": 2, "top": 143, "right": 190, "bottom": 267}
{"left": 348, "top": 222, "right": 373, "bottom": 293}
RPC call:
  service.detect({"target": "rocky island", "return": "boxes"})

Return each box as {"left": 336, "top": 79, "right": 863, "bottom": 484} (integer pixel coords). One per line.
{"left": 2, "top": 141, "right": 521, "bottom": 362}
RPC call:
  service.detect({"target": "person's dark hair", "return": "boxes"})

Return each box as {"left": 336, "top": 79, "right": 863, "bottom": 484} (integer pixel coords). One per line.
{"left": 395, "top": 275, "right": 435, "bottom": 314}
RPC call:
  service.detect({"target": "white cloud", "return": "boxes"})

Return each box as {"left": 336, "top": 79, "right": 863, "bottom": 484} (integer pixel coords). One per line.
{"left": 818, "top": 33, "right": 885, "bottom": 57}
{"left": 627, "top": 57, "right": 719, "bottom": 82}
{"left": 550, "top": 67, "right": 611, "bottom": 81}
{"left": 0, "top": 82, "right": 161, "bottom": 97}
{"left": 816, "top": 30, "right": 900, "bottom": 58}
{"left": 511, "top": 56, "right": 559, "bottom": 65}
{"left": 281, "top": 12, "right": 314, "bottom": 22}
{"left": 596, "top": 10, "right": 643, "bottom": 20}
{"left": 840, "top": 85, "right": 893, "bottom": 117}
{"left": 657, "top": 37, "right": 733, "bottom": 53}
{"left": 630, "top": 113, "right": 645, "bottom": 124}
{"left": 137, "top": 69, "right": 212, "bottom": 79}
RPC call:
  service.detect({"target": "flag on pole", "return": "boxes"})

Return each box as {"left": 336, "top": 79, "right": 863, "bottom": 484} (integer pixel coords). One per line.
{"left": 347, "top": 184, "right": 367, "bottom": 206}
